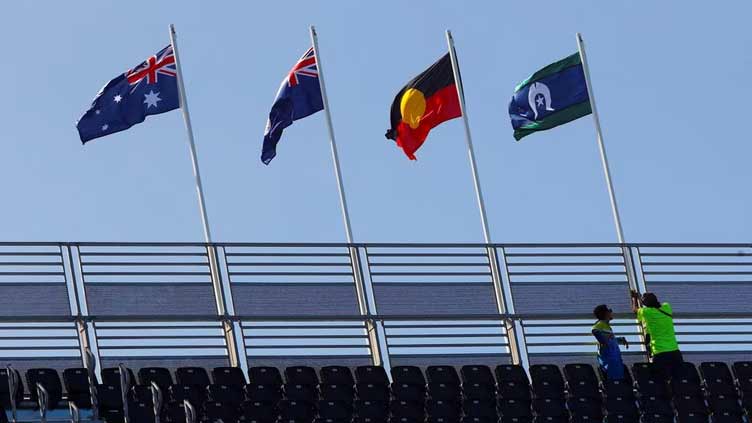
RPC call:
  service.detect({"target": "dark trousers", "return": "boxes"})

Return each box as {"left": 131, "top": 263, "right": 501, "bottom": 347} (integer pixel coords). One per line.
{"left": 652, "top": 349, "right": 684, "bottom": 384}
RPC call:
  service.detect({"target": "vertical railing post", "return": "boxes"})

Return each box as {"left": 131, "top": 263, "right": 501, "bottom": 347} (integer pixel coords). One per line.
{"left": 207, "top": 245, "right": 242, "bottom": 369}
{"left": 68, "top": 244, "right": 103, "bottom": 378}
{"left": 351, "top": 246, "right": 388, "bottom": 370}
{"left": 492, "top": 247, "right": 530, "bottom": 369}
{"left": 631, "top": 246, "right": 651, "bottom": 361}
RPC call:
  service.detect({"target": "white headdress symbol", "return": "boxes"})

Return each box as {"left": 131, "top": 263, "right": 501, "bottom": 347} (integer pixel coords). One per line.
{"left": 528, "top": 82, "right": 555, "bottom": 119}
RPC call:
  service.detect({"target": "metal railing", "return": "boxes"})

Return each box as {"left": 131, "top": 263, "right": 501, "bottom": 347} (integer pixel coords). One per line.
{"left": 0, "top": 242, "right": 750, "bottom": 378}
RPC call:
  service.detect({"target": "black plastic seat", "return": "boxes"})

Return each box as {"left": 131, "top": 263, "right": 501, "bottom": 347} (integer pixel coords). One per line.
{"left": 532, "top": 397, "right": 567, "bottom": 418}
{"left": 128, "top": 400, "right": 156, "bottom": 423}
{"left": 597, "top": 364, "right": 633, "bottom": 384}
{"left": 391, "top": 366, "right": 426, "bottom": 403}
{"left": 317, "top": 399, "right": 353, "bottom": 422}
{"left": 602, "top": 378, "right": 634, "bottom": 399}
{"left": 203, "top": 400, "right": 240, "bottom": 423}
{"left": 605, "top": 394, "right": 639, "bottom": 423}
{"left": 708, "top": 394, "right": 743, "bottom": 415}
{"left": 355, "top": 366, "right": 390, "bottom": 386}
{"left": 463, "top": 398, "right": 498, "bottom": 420}
{"left": 389, "top": 399, "right": 424, "bottom": 423}
{"left": 732, "top": 362, "right": 752, "bottom": 391}
{"left": 498, "top": 379, "right": 532, "bottom": 401}
{"left": 461, "top": 365, "right": 496, "bottom": 401}
{"left": 426, "top": 398, "right": 460, "bottom": 423}
{"left": 391, "top": 366, "right": 426, "bottom": 386}
{"left": 102, "top": 367, "right": 135, "bottom": 387}
{"left": 245, "top": 382, "right": 283, "bottom": 403}
{"left": 632, "top": 363, "right": 670, "bottom": 399}
{"left": 700, "top": 362, "right": 737, "bottom": 398}
{"left": 129, "top": 385, "right": 154, "bottom": 405}
{"left": 496, "top": 365, "right": 530, "bottom": 384}
{"left": 175, "top": 367, "right": 210, "bottom": 387}
{"left": 674, "top": 393, "right": 708, "bottom": 416}
{"left": 163, "top": 401, "right": 187, "bottom": 423}
{"left": 138, "top": 367, "right": 173, "bottom": 393}
{"left": 63, "top": 368, "right": 93, "bottom": 408}
{"left": 498, "top": 397, "right": 533, "bottom": 423}
{"left": 529, "top": 365, "right": 565, "bottom": 399}
{"left": 249, "top": 366, "right": 284, "bottom": 386}
{"left": 320, "top": 383, "right": 354, "bottom": 403}
{"left": 212, "top": 366, "right": 247, "bottom": 387}
{"left": 567, "top": 396, "right": 603, "bottom": 423}
{"left": 97, "top": 383, "right": 124, "bottom": 422}
{"left": 26, "top": 368, "right": 64, "bottom": 409}
{"left": 354, "top": 399, "right": 388, "bottom": 423}
{"left": 425, "top": 366, "right": 460, "bottom": 402}
{"left": 284, "top": 382, "right": 319, "bottom": 403}
{"left": 278, "top": 399, "right": 315, "bottom": 422}
{"left": 672, "top": 362, "right": 703, "bottom": 396}
{"left": 286, "top": 366, "right": 319, "bottom": 386}
{"left": 207, "top": 383, "right": 244, "bottom": 408}
{"left": 356, "top": 381, "right": 390, "bottom": 402}
{"left": 320, "top": 366, "right": 355, "bottom": 387}
{"left": 168, "top": 384, "right": 206, "bottom": 408}
{"left": 639, "top": 396, "right": 674, "bottom": 423}
{"left": 563, "top": 363, "right": 600, "bottom": 400}
{"left": 240, "top": 399, "right": 278, "bottom": 423}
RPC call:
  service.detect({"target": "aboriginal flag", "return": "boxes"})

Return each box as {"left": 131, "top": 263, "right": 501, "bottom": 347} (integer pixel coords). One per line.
{"left": 385, "top": 53, "right": 461, "bottom": 160}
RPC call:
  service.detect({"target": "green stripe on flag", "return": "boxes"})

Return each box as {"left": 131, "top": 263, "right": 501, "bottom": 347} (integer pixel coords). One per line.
{"left": 513, "top": 101, "right": 592, "bottom": 141}
{"left": 514, "top": 53, "right": 582, "bottom": 93}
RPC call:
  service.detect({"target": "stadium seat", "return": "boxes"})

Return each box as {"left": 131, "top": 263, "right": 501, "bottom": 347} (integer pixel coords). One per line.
{"left": 602, "top": 378, "right": 634, "bottom": 399}
{"left": 604, "top": 394, "right": 639, "bottom": 423}
{"left": 207, "top": 383, "right": 244, "bottom": 408}
{"left": 278, "top": 399, "right": 316, "bottom": 422}
{"left": 249, "top": 366, "right": 284, "bottom": 386}
{"left": 240, "top": 399, "right": 278, "bottom": 423}
{"left": 176, "top": 366, "right": 211, "bottom": 387}
{"left": 389, "top": 399, "right": 425, "bottom": 423}
{"left": 463, "top": 397, "right": 498, "bottom": 421}
{"left": 138, "top": 367, "right": 173, "bottom": 393}
{"left": 529, "top": 365, "right": 565, "bottom": 399}
{"left": 700, "top": 362, "right": 737, "bottom": 397}
{"left": 632, "top": 363, "right": 670, "bottom": 399}
{"left": 287, "top": 366, "right": 320, "bottom": 386}
{"left": 426, "top": 365, "right": 461, "bottom": 402}
{"left": 673, "top": 393, "right": 709, "bottom": 423}
{"left": 597, "top": 364, "right": 633, "bottom": 384}
{"left": 390, "top": 366, "right": 426, "bottom": 403}
{"left": 212, "top": 366, "right": 247, "bottom": 387}
{"left": 127, "top": 400, "right": 156, "bottom": 423}
{"left": 353, "top": 399, "right": 388, "bottom": 423}
{"left": 671, "top": 362, "right": 703, "bottom": 397}
{"left": 168, "top": 384, "right": 206, "bottom": 409}
{"left": 285, "top": 382, "right": 319, "bottom": 403}
{"left": 639, "top": 396, "right": 674, "bottom": 423}
{"left": 567, "top": 396, "right": 603, "bottom": 423}
{"left": 707, "top": 394, "right": 743, "bottom": 416}
{"left": 320, "top": 366, "right": 355, "bottom": 387}
{"left": 102, "top": 366, "right": 135, "bottom": 387}
{"left": 320, "top": 383, "right": 354, "bottom": 403}
{"left": 498, "top": 397, "right": 533, "bottom": 423}
{"left": 460, "top": 365, "right": 496, "bottom": 401}
{"left": 316, "top": 399, "right": 353, "bottom": 422}
{"left": 732, "top": 361, "right": 752, "bottom": 393}
{"left": 531, "top": 397, "right": 568, "bottom": 423}
{"left": 203, "top": 399, "right": 240, "bottom": 423}
{"left": 246, "top": 381, "right": 283, "bottom": 403}
{"left": 163, "top": 401, "right": 187, "bottom": 423}
{"left": 355, "top": 366, "right": 390, "bottom": 386}
{"left": 63, "top": 367, "right": 93, "bottom": 408}
{"left": 25, "top": 368, "right": 64, "bottom": 410}
{"left": 496, "top": 364, "right": 530, "bottom": 384}
{"left": 129, "top": 384, "right": 154, "bottom": 405}
{"left": 426, "top": 398, "right": 461, "bottom": 423}
{"left": 563, "top": 363, "right": 600, "bottom": 400}
{"left": 356, "top": 381, "right": 390, "bottom": 402}
{"left": 96, "top": 383, "right": 124, "bottom": 422}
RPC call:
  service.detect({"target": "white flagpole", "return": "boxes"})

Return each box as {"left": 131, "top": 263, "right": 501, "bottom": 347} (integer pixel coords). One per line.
{"left": 169, "top": 24, "right": 213, "bottom": 244}
{"left": 445, "top": 30, "right": 492, "bottom": 243}
{"left": 576, "top": 32, "right": 626, "bottom": 244}
{"left": 309, "top": 25, "right": 355, "bottom": 243}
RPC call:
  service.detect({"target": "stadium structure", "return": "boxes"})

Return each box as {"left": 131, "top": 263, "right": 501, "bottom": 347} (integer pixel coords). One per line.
{"left": 0, "top": 241, "right": 750, "bottom": 423}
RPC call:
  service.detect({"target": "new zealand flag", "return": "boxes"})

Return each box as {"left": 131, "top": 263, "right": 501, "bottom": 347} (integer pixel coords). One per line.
{"left": 261, "top": 47, "right": 323, "bottom": 164}
{"left": 77, "top": 45, "right": 180, "bottom": 143}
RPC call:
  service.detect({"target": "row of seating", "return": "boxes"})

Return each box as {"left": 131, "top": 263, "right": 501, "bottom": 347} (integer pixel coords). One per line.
{"left": 1, "top": 361, "right": 752, "bottom": 422}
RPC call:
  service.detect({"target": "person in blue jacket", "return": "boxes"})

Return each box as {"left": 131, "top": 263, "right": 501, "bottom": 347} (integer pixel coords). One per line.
{"left": 592, "top": 304, "right": 629, "bottom": 380}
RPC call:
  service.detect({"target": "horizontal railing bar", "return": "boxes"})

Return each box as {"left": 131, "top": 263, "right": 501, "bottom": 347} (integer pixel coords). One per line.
{"left": 247, "top": 344, "right": 372, "bottom": 349}
{"left": 640, "top": 253, "right": 752, "bottom": 257}
{"left": 0, "top": 252, "right": 62, "bottom": 256}
{"left": 226, "top": 253, "right": 349, "bottom": 257}
{"left": 509, "top": 280, "right": 628, "bottom": 285}
{"left": 509, "top": 271, "right": 626, "bottom": 276}
{"left": 227, "top": 262, "right": 351, "bottom": 267}
{"left": 507, "top": 262, "right": 625, "bottom": 267}
{"left": 370, "top": 272, "right": 492, "bottom": 276}
{"left": 642, "top": 262, "right": 752, "bottom": 266}
{"left": 242, "top": 325, "right": 365, "bottom": 330}
{"left": 82, "top": 262, "right": 210, "bottom": 267}
{"left": 504, "top": 253, "right": 623, "bottom": 257}
{"left": 96, "top": 335, "right": 226, "bottom": 339}
{"left": 0, "top": 262, "right": 63, "bottom": 266}
{"left": 229, "top": 272, "right": 354, "bottom": 276}
{"left": 644, "top": 271, "right": 752, "bottom": 275}
{"left": 387, "top": 334, "right": 506, "bottom": 338}
{"left": 385, "top": 343, "right": 508, "bottom": 348}
{"left": 80, "top": 252, "right": 208, "bottom": 257}
{"left": 244, "top": 335, "right": 367, "bottom": 340}
{"left": 0, "top": 242, "right": 747, "bottom": 248}
{"left": 82, "top": 271, "right": 212, "bottom": 276}
{"left": 0, "top": 272, "right": 64, "bottom": 276}
{"left": 98, "top": 345, "right": 224, "bottom": 350}
{"left": 385, "top": 324, "right": 503, "bottom": 329}
{"left": 369, "top": 262, "right": 489, "bottom": 267}
{"left": 367, "top": 253, "right": 487, "bottom": 257}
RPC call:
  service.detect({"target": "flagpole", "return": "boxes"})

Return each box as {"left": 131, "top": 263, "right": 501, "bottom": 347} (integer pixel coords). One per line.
{"left": 169, "top": 24, "right": 213, "bottom": 244}
{"left": 445, "top": 30, "right": 492, "bottom": 243}
{"left": 309, "top": 25, "right": 355, "bottom": 244}
{"left": 576, "top": 32, "right": 626, "bottom": 244}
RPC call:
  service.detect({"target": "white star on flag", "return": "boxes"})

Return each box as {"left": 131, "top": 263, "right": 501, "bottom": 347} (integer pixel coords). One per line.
{"left": 143, "top": 90, "right": 161, "bottom": 109}
{"left": 114, "top": 95, "right": 122, "bottom": 103}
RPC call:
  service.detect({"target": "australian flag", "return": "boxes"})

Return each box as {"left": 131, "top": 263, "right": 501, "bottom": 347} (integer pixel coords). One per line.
{"left": 77, "top": 45, "right": 180, "bottom": 143}
{"left": 262, "top": 47, "right": 323, "bottom": 164}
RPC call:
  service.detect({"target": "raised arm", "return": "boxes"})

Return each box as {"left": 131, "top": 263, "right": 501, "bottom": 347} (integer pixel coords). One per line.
{"left": 630, "top": 290, "right": 642, "bottom": 313}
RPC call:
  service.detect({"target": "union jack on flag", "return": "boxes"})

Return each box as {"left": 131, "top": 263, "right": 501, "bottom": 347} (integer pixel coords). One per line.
{"left": 77, "top": 44, "right": 181, "bottom": 143}
{"left": 261, "top": 46, "right": 324, "bottom": 164}
{"left": 286, "top": 48, "right": 318, "bottom": 87}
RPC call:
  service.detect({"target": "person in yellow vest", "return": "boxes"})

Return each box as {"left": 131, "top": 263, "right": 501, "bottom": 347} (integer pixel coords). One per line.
{"left": 630, "top": 290, "right": 683, "bottom": 383}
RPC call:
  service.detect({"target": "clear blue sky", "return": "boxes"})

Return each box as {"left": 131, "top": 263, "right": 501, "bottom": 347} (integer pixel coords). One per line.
{"left": 0, "top": 1, "right": 749, "bottom": 243}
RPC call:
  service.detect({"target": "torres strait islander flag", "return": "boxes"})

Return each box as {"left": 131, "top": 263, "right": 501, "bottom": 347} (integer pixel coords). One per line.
{"left": 385, "top": 53, "right": 461, "bottom": 160}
